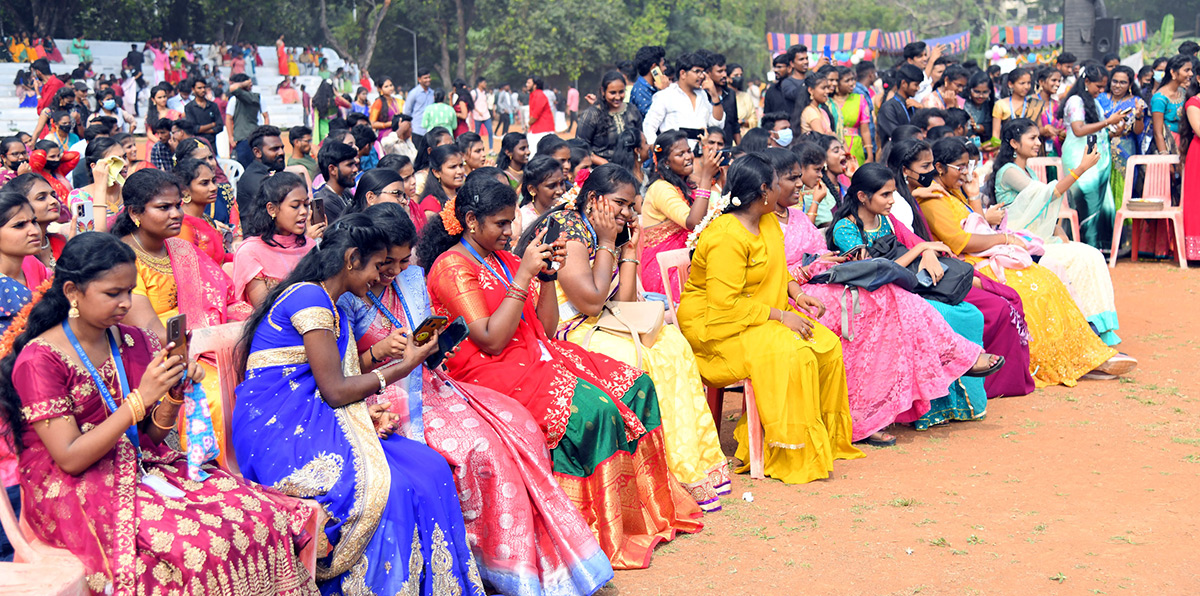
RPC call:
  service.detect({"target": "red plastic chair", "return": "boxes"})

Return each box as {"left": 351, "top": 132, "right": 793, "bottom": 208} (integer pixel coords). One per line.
{"left": 0, "top": 486, "right": 87, "bottom": 595}
{"left": 655, "top": 248, "right": 765, "bottom": 479}
{"left": 1026, "top": 156, "right": 1081, "bottom": 242}
{"left": 1111, "top": 155, "right": 1187, "bottom": 269}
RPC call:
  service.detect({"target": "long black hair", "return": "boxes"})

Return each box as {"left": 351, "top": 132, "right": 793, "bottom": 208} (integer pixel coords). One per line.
{"left": 347, "top": 168, "right": 403, "bottom": 214}
{"left": 420, "top": 144, "right": 464, "bottom": 206}
{"left": 83, "top": 136, "right": 120, "bottom": 184}
{"left": 0, "top": 233, "right": 136, "bottom": 453}
{"left": 415, "top": 172, "right": 519, "bottom": 269}
{"left": 514, "top": 162, "right": 637, "bottom": 254}
{"left": 495, "top": 132, "right": 526, "bottom": 172}
{"left": 237, "top": 213, "right": 388, "bottom": 378}
{"left": 365, "top": 201, "right": 417, "bottom": 249}
{"left": 986, "top": 118, "right": 1038, "bottom": 203}
{"left": 720, "top": 153, "right": 775, "bottom": 216}
{"left": 172, "top": 157, "right": 211, "bottom": 188}
{"left": 414, "top": 127, "right": 452, "bottom": 171}
{"left": 110, "top": 168, "right": 182, "bottom": 237}
{"left": 1056, "top": 63, "right": 1105, "bottom": 123}
{"left": 885, "top": 138, "right": 934, "bottom": 240}
{"left": 519, "top": 154, "right": 562, "bottom": 207}
{"left": 609, "top": 128, "right": 646, "bottom": 177}
{"left": 824, "top": 163, "right": 897, "bottom": 249}
{"left": 242, "top": 171, "right": 309, "bottom": 247}
{"left": 648, "top": 129, "right": 692, "bottom": 197}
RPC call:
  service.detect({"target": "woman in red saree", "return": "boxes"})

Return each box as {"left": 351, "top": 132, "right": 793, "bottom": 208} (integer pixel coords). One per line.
{"left": 175, "top": 158, "right": 232, "bottom": 264}
{"left": 639, "top": 130, "right": 721, "bottom": 295}
{"left": 112, "top": 169, "right": 252, "bottom": 463}
{"left": 232, "top": 173, "right": 320, "bottom": 306}
{"left": 419, "top": 173, "right": 703, "bottom": 570}
{"left": 0, "top": 233, "right": 317, "bottom": 595}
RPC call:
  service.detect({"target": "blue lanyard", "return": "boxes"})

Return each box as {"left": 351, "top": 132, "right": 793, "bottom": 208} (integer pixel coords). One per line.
{"left": 894, "top": 96, "right": 911, "bottom": 122}
{"left": 1010, "top": 97, "right": 1026, "bottom": 119}
{"left": 62, "top": 321, "right": 139, "bottom": 456}
{"left": 459, "top": 239, "right": 515, "bottom": 289}
{"left": 367, "top": 280, "right": 413, "bottom": 329}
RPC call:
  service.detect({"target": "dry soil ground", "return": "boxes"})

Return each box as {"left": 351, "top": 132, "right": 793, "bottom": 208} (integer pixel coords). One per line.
{"left": 612, "top": 261, "right": 1200, "bottom": 596}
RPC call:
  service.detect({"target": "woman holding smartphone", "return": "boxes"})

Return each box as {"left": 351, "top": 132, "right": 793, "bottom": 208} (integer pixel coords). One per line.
{"left": 339, "top": 202, "right": 615, "bottom": 596}
{"left": 1057, "top": 64, "right": 1127, "bottom": 251}
{"left": 65, "top": 137, "right": 127, "bottom": 234}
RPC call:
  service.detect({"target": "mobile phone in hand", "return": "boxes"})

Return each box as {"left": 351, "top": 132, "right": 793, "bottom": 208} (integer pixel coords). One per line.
{"left": 410, "top": 315, "right": 449, "bottom": 345}
{"left": 1086, "top": 135, "right": 1097, "bottom": 153}
{"left": 165, "top": 314, "right": 188, "bottom": 362}
{"left": 73, "top": 200, "right": 95, "bottom": 234}
{"left": 310, "top": 198, "right": 327, "bottom": 226}
{"left": 424, "top": 316, "right": 469, "bottom": 369}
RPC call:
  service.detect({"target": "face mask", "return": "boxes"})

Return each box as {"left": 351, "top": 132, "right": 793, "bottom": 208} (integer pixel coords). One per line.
{"left": 102, "top": 99, "right": 117, "bottom": 110}
{"left": 1154, "top": 71, "right": 1165, "bottom": 83}
{"left": 45, "top": 160, "right": 60, "bottom": 172}
{"left": 730, "top": 76, "right": 745, "bottom": 91}
{"left": 914, "top": 169, "right": 937, "bottom": 188}
{"left": 774, "top": 128, "right": 794, "bottom": 147}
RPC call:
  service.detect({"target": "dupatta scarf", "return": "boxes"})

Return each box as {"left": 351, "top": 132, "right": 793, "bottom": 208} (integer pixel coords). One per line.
{"left": 166, "top": 237, "right": 251, "bottom": 325}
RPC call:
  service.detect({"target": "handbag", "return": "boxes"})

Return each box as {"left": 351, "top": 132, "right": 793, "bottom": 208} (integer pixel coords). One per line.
{"left": 580, "top": 301, "right": 665, "bottom": 370}
{"left": 807, "top": 257, "right": 921, "bottom": 292}
{"left": 868, "top": 234, "right": 974, "bottom": 305}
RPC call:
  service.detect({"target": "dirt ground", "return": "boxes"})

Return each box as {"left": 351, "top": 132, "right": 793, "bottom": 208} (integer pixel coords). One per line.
{"left": 612, "top": 261, "right": 1200, "bottom": 595}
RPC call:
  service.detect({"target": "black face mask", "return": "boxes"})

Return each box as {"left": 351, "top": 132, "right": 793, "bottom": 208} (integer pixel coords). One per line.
{"left": 914, "top": 169, "right": 937, "bottom": 188}
{"left": 4, "top": 159, "right": 25, "bottom": 171}
{"left": 730, "top": 76, "right": 745, "bottom": 91}
{"left": 44, "top": 160, "right": 61, "bottom": 172}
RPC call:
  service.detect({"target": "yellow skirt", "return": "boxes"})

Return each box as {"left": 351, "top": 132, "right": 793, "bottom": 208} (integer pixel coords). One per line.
{"left": 694, "top": 319, "right": 863, "bottom": 485}
{"left": 564, "top": 320, "right": 730, "bottom": 508}
{"left": 974, "top": 261, "right": 1115, "bottom": 387}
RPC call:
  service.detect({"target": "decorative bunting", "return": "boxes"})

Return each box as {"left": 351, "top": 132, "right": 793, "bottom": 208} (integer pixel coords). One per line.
{"left": 988, "top": 23, "right": 1064, "bottom": 49}
{"left": 1121, "top": 20, "right": 1147, "bottom": 45}
{"left": 766, "top": 30, "right": 882, "bottom": 55}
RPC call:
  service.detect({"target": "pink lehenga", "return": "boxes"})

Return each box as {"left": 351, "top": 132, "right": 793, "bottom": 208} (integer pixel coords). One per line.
{"left": 777, "top": 207, "right": 983, "bottom": 440}
{"left": 339, "top": 267, "right": 614, "bottom": 596}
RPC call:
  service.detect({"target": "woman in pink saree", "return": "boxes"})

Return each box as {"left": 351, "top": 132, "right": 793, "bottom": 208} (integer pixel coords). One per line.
{"left": 0, "top": 233, "right": 317, "bottom": 595}
{"left": 231, "top": 173, "right": 320, "bottom": 306}
{"left": 640, "top": 130, "right": 722, "bottom": 295}
{"left": 339, "top": 203, "right": 614, "bottom": 596}
{"left": 766, "top": 148, "right": 997, "bottom": 444}
{"left": 175, "top": 158, "right": 233, "bottom": 264}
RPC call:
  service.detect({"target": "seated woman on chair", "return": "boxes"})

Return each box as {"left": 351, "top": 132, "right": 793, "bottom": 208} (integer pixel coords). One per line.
{"left": 232, "top": 173, "right": 323, "bottom": 307}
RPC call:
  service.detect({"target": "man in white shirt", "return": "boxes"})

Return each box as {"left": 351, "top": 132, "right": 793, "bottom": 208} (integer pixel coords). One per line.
{"left": 380, "top": 113, "right": 417, "bottom": 160}
{"left": 642, "top": 52, "right": 725, "bottom": 146}
{"left": 905, "top": 41, "right": 945, "bottom": 104}
{"left": 470, "top": 77, "right": 494, "bottom": 150}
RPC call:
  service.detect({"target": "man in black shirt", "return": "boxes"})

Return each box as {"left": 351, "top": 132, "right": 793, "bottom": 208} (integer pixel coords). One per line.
{"left": 125, "top": 44, "right": 144, "bottom": 74}
{"left": 184, "top": 78, "right": 223, "bottom": 147}
{"left": 315, "top": 141, "right": 360, "bottom": 223}
{"left": 875, "top": 64, "right": 924, "bottom": 148}
{"left": 235, "top": 125, "right": 285, "bottom": 214}
{"left": 763, "top": 54, "right": 792, "bottom": 115}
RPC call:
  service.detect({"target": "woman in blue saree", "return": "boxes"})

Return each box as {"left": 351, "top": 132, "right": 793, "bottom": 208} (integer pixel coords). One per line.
{"left": 233, "top": 213, "right": 485, "bottom": 596}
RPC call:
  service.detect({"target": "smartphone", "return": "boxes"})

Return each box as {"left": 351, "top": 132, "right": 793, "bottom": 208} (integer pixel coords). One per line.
{"left": 425, "top": 316, "right": 469, "bottom": 369}
{"left": 73, "top": 200, "right": 95, "bottom": 234}
{"left": 840, "top": 244, "right": 866, "bottom": 258}
{"left": 165, "top": 313, "right": 187, "bottom": 362}
{"left": 823, "top": 45, "right": 832, "bottom": 60}
{"left": 614, "top": 224, "right": 631, "bottom": 249}
{"left": 410, "top": 315, "right": 449, "bottom": 345}
{"left": 717, "top": 147, "right": 733, "bottom": 167}
{"left": 310, "top": 197, "right": 327, "bottom": 226}
{"left": 543, "top": 218, "right": 562, "bottom": 271}
{"left": 1086, "top": 135, "right": 1097, "bottom": 153}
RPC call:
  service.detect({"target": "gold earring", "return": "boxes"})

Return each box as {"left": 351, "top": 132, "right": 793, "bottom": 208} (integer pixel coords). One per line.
{"left": 182, "top": 194, "right": 192, "bottom": 204}
{"left": 347, "top": 263, "right": 353, "bottom": 271}
{"left": 133, "top": 218, "right": 141, "bottom": 227}
{"left": 469, "top": 223, "right": 476, "bottom": 233}
{"left": 68, "top": 300, "right": 79, "bottom": 318}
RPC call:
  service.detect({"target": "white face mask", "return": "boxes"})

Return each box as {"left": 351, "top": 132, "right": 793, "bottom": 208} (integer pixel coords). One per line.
{"left": 1154, "top": 71, "right": 1165, "bottom": 83}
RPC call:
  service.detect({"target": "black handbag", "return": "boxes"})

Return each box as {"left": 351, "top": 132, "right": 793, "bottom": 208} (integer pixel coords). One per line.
{"left": 807, "top": 257, "right": 921, "bottom": 293}
{"left": 867, "top": 235, "right": 974, "bottom": 305}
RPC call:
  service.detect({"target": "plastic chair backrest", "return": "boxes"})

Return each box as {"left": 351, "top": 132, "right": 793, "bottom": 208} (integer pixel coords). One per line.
{"left": 189, "top": 322, "right": 244, "bottom": 476}
{"left": 655, "top": 248, "right": 691, "bottom": 315}
{"left": 1026, "top": 156, "right": 1062, "bottom": 184}
{"left": 219, "top": 158, "right": 244, "bottom": 190}
{"left": 1122, "top": 154, "right": 1178, "bottom": 204}
{"left": 0, "top": 483, "right": 31, "bottom": 562}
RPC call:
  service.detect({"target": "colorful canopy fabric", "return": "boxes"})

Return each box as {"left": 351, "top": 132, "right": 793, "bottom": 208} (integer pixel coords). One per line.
{"left": 989, "top": 23, "right": 1063, "bottom": 49}
{"left": 882, "top": 30, "right": 971, "bottom": 55}
{"left": 766, "top": 30, "right": 882, "bottom": 54}
{"left": 1121, "top": 21, "right": 1147, "bottom": 44}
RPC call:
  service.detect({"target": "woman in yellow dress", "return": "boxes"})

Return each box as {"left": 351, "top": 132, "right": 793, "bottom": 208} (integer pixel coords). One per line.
{"left": 518, "top": 164, "right": 730, "bottom": 510}
{"left": 916, "top": 137, "right": 1135, "bottom": 386}
{"left": 111, "top": 169, "right": 251, "bottom": 462}
{"left": 678, "top": 154, "right": 862, "bottom": 484}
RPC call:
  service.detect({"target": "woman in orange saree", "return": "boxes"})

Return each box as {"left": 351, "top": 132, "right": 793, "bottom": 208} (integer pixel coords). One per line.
{"left": 420, "top": 173, "right": 702, "bottom": 570}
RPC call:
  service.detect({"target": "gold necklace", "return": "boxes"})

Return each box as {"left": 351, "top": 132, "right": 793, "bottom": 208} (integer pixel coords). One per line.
{"left": 130, "top": 234, "right": 172, "bottom": 274}
{"left": 318, "top": 282, "right": 342, "bottom": 331}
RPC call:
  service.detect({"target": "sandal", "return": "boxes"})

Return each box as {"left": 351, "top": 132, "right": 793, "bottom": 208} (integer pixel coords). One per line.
{"left": 1092, "top": 353, "right": 1137, "bottom": 377}
{"left": 858, "top": 432, "right": 896, "bottom": 447}
{"left": 965, "top": 353, "right": 1005, "bottom": 378}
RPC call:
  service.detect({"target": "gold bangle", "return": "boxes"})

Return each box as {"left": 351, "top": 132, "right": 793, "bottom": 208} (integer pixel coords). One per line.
{"left": 150, "top": 406, "right": 175, "bottom": 431}
{"left": 127, "top": 390, "right": 146, "bottom": 422}
{"left": 372, "top": 369, "right": 387, "bottom": 394}
{"left": 1069, "top": 169, "right": 1080, "bottom": 180}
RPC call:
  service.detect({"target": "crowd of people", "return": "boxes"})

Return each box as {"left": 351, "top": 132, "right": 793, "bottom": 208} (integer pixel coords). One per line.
{"left": 0, "top": 32, "right": 1195, "bottom": 596}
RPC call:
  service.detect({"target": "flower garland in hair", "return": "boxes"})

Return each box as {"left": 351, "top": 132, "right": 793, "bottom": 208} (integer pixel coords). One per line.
{"left": 440, "top": 194, "right": 462, "bottom": 234}
{"left": 686, "top": 192, "right": 733, "bottom": 249}
{"left": 561, "top": 184, "right": 581, "bottom": 211}
{"left": 0, "top": 277, "right": 54, "bottom": 359}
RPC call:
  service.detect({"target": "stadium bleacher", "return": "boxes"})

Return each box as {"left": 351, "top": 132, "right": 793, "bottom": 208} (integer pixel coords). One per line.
{"left": 1, "top": 40, "right": 350, "bottom": 141}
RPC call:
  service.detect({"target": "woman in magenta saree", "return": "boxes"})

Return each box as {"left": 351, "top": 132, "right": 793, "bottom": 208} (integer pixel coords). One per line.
{"left": 339, "top": 203, "right": 613, "bottom": 596}
{"left": 0, "top": 233, "right": 317, "bottom": 596}
{"left": 419, "top": 175, "right": 702, "bottom": 571}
